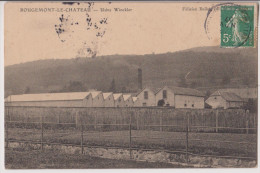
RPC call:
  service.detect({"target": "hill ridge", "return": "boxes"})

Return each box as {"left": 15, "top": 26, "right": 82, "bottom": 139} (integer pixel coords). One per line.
{"left": 5, "top": 46, "right": 257, "bottom": 97}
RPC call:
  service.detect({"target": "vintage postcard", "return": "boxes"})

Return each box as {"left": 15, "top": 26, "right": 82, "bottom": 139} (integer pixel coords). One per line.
{"left": 2, "top": 1, "right": 259, "bottom": 169}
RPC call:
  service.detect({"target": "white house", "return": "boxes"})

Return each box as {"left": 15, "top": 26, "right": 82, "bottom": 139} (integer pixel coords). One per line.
{"left": 205, "top": 91, "right": 244, "bottom": 109}
{"left": 103, "top": 92, "right": 115, "bottom": 107}
{"left": 123, "top": 94, "right": 134, "bottom": 107}
{"left": 113, "top": 93, "right": 124, "bottom": 107}
{"left": 135, "top": 87, "right": 158, "bottom": 107}
{"left": 5, "top": 92, "right": 93, "bottom": 107}
{"left": 155, "top": 86, "right": 205, "bottom": 109}
{"left": 90, "top": 91, "right": 104, "bottom": 107}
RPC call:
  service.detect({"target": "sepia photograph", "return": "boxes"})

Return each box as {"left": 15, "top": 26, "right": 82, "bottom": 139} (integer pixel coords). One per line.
{"left": 2, "top": 1, "right": 259, "bottom": 170}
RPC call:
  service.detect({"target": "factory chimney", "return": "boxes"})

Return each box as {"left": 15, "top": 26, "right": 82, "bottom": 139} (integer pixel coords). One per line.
{"left": 138, "top": 68, "right": 142, "bottom": 90}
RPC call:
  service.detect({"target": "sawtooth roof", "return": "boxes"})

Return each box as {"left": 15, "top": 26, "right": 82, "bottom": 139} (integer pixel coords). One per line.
{"left": 123, "top": 94, "right": 132, "bottom": 101}
{"left": 113, "top": 93, "right": 123, "bottom": 100}
{"left": 103, "top": 92, "right": 113, "bottom": 100}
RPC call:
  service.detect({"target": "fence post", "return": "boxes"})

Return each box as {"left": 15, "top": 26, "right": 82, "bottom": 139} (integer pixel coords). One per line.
{"left": 246, "top": 120, "right": 249, "bottom": 134}
{"left": 75, "top": 112, "right": 78, "bottom": 128}
{"left": 41, "top": 115, "right": 44, "bottom": 151}
{"left": 187, "top": 112, "right": 190, "bottom": 132}
{"left": 5, "top": 106, "right": 9, "bottom": 148}
{"left": 115, "top": 113, "right": 118, "bottom": 130}
{"left": 94, "top": 114, "right": 97, "bottom": 130}
{"left": 81, "top": 124, "right": 84, "bottom": 154}
{"left": 160, "top": 114, "right": 162, "bottom": 132}
{"left": 254, "top": 113, "right": 257, "bottom": 133}
{"left": 216, "top": 110, "right": 219, "bottom": 133}
{"left": 129, "top": 112, "right": 132, "bottom": 159}
{"left": 10, "top": 107, "right": 12, "bottom": 122}
{"left": 5, "top": 121, "right": 8, "bottom": 148}
{"left": 136, "top": 114, "right": 139, "bottom": 130}
{"left": 186, "top": 124, "right": 189, "bottom": 164}
{"left": 57, "top": 114, "right": 60, "bottom": 124}
{"left": 7, "top": 106, "right": 10, "bottom": 122}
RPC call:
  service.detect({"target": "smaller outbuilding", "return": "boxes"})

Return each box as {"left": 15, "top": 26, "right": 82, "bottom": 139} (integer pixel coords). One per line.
{"left": 205, "top": 91, "right": 244, "bottom": 109}
{"left": 212, "top": 88, "right": 257, "bottom": 102}
{"left": 103, "top": 92, "right": 115, "bottom": 107}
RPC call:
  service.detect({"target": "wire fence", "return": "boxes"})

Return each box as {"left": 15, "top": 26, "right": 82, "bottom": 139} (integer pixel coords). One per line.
{"left": 5, "top": 113, "right": 257, "bottom": 163}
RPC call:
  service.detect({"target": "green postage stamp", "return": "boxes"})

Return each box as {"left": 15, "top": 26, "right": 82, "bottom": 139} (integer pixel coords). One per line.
{"left": 221, "top": 6, "right": 254, "bottom": 47}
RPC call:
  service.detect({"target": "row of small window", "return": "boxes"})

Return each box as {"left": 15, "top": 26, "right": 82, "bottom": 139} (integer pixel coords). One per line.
{"left": 142, "top": 103, "right": 195, "bottom": 107}
{"left": 184, "top": 103, "right": 195, "bottom": 107}
{"left": 144, "top": 90, "right": 167, "bottom": 100}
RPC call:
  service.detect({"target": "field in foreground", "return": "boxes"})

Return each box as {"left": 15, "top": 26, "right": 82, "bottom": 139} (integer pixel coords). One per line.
{"left": 6, "top": 128, "right": 257, "bottom": 158}
{"left": 5, "top": 148, "right": 189, "bottom": 169}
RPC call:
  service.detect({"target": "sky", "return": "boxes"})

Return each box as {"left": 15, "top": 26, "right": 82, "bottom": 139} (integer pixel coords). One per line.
{"left": 4, "top": 2, "right": 257, "bottom": 66}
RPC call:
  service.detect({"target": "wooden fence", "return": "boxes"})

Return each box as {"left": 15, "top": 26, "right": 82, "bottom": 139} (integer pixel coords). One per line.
{"left": 5, "top": 106, "right": 257, "bottom": 133}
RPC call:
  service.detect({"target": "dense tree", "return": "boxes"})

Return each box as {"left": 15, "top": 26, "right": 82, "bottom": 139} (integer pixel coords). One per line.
{"left": 209, "top": 73, "right": 216, "bottom": 85}
{"left": 242, "top": 75, "right": 250, "bottom": 85}
{"left": 243, "top": 99, "right": 257, "bottom": 113}
{"left": 178, "top": 73, "right": 187, "bottom": 87}
{"left": 190, "top": 81, "right": 197, "bottom": 88}
{"left": 109, "top": 78, "right": 116, "bottom": 92}
{"left": 61, "top": 81, "right": 86, "bottom": 92}
{"left": 222, "top": 76, "right": 231, "bottom": 85}
{"left": 121, "top": 86, "right": 126, "bottom": 93}
{"left": 24, "top": 87, "right": 31, "bottom": 94}
{"left": 157, "top": 99, "right": 165, "bottom": 106}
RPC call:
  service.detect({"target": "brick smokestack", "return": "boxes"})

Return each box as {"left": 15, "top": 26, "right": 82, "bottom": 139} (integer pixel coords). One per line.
{"left": 138, "top": 68, "right": 142, "bottom": 90}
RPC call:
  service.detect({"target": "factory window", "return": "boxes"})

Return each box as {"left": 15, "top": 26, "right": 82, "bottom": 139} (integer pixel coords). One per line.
{"left": 143, "top": 103, "right": 147, "bottom": 106}
{"left": 163, "top": 90, "right": 167, "bottom": 99}
{"left": 144, "top": 91, "right": 148, "bottom": 99}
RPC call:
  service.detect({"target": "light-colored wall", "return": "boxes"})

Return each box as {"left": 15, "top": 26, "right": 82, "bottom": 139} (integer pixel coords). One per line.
{"left": 155, "top": 86, "right": 175, "bottom": 106}
{"left": 124, "top": 97, "right": 134, "bottom": 107}
{"left": 6, "top": 99, "right": 90, "bottom": 107}
{"left": 114, "top": 95, "right": 125, "bottom": 107}
{"left": 205, "top": 96, "right": 227, "bottom": 109}
{"left": 175, "top": 95, "right": 204, "bottom": 109}
{"left": 104, "top": 95, "right": 115, "bottom": 107}
{"left": 136, "top": 88, "right": 156, "bottom": 107}
{"left": 92, "top": 93, "right": 105, "bottom": 107}
{"left": 83, "top": 97, "right": 93, "bottom": 107}
{"left": 132, "top": 97, "right": 139, "bottom": 107}
{"left": 5, "top": 96, "right": 93, "bottom": 107}
{"left": 133, "top": 98, "right": 141, "bottom": 107}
